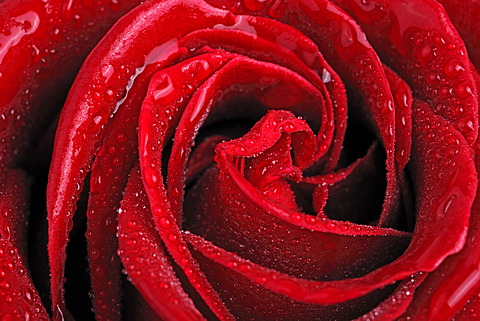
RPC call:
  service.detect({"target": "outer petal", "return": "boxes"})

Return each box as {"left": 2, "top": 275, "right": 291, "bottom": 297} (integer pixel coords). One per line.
{"left": 436, "top": 0, "right": 480, "bottom": 70}
{"left": 0, "top": 0, "right": 142, "bottom": 169}
{"left": 332, "top": 0, "right": 479, "bottom": 144}
{"left": 117, "top": 164, "right": 206, "bottom": 321}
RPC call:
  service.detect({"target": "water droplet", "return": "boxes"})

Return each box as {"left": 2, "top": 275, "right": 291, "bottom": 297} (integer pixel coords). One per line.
{"left": 177, "top": 244, "right": 187, "bottom": 252}
{"left": 455, "top": 82, "right": 474, "bottom": 98}
{"left": 227, "top": 260, "right": 238, "bottom": 268}
{"left": 23, "top": 287, "right": 34, "bottom": 304}
{"left": 305, "top": 215, "right": 317, "bottom": 224}
{"left": 444, "top": 61, "right": 464, "bottom": 79}
{"left": 325, "top": 221, "right": 337, "bottom": 229}
{"left": 290, "top": 212, "right": 302, "bottom": 222}
{"left": 110, "top": 0, "right": 120, "bottom": 10}
{"left": 159, "top": 217, "right": 171, "bottom": 228}
{"left": 115, "top": 132, "right": 126, "bottom": 143}
{"left": 0, "top": 280, "right": 11, "bottom": 290}
{"left": 385, "top": 124, "right": 394, "bottom": 137}
{"left": 240, "top": 263, "right": 251, "bottom": 272}
{"left": 93, "top": 115, "right": 102, "bottom": 125}
{"left": 322, "top": 69, "right": 332, "bottom": 83}
{"left": 234, "top": 145, "right": 246, "bottom": 154}
{"left": 417, "top": 44, "right": 433, "bottom": 66}
{"left": 340, "top": 22, "right": 354, "bottom": 48}
{"left": 167, "top": 233, "right": 177, "bottom": 242}
{"left": 153, "top": 74, "right": 174, "bottom": 101}
{"left": 214, "top": 15, "right": 257, "bottom": 36}
{"left": 192, "top": 59, "right": 211, "bottom": 79}
{"left": 187, "top": 88, "right": 208, "bottom": 125}
{"left": 143, "top": 167, "right": 159, "bottom": 187}
{"left": 90, "top": 249, "right": 100, "bottom": 260}
{"left": 455, "top": 117, "right": 476, "bottom": 133}
{"left": 443, "top": 194, "right": 457, "bottom": 214}
{"left": 112, "top": 157, "right": 121, "bottom": 167}
{"left": 282, "top": 121, "right": 296, "bottom": 132}
{"left": 354, "top": 226, "right": 363, "bottom": 232}
{"left": 426, "top": 72, "right": 438, "bottom": 85}
{"left": 101, "top": 64, "right": 114, "bottom": 82}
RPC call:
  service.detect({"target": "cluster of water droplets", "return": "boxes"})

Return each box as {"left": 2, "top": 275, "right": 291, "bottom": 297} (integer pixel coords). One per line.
{"left": 0, "top": 242, "right": 48, "bottom": 321}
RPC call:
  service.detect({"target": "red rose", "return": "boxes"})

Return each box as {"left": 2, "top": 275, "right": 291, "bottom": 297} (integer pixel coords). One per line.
{"left": 1, "top": 0, "right": 479, "bottom": 320}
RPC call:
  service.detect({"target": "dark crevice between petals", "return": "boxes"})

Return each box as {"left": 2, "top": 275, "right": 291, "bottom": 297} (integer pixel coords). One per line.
{"left": 325, "top": 142, "right": 386, "bottom": 226}
{"left": 336, "top": 109, "right": 376, "bottom": 170}
{"left": 64, "top": 174, "right": 94, "bottom": 321}
{"left": 121, "top": 280, "right": 163, "bottom": 321}
{"left": 24, "top": 114, "right": 58, "bottom": 313}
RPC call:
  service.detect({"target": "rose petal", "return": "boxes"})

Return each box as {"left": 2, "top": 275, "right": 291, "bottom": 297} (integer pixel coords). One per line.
{"left": 400, "top": 174, "right": 480, "bottom": 320}
{"left": 84, "top": 31, "right": 193, "bottom": 319}
{"left": 0, "top": 0, "right": 142, "bottom": 170}
{"left": 0, "top": 240, "right": 49, "bottom": 321}
{"left": 184, "top": 231, "right": 398, "bottom": 320}
{"left": 383, "top": 64, "right": 413, "bottom": 173}
{"left": 0, "top": 170, "right": 48, "bottom": 320}
{"left": 332, "top": 0, "right": 479, "bottom": 144}
{"left": 0, "top": 170, "right": 30, "bottom": 256}
{"left": 164, "top": 56, "right": 327, "bottom": 218}
{"left": 436, "top": 0, "right": 480, "bottom": 70}
{"left": 452, "top": 292, "right": 480, "bottom": 321}
{"left": 354, "top": 272, "right": 427, "bottom": 321}
{"left": 140, "top": 53, "right": 237, "bottom": 320}
{"left": 186, "top": 116, "right": 410, "bottom": 285}
{"left": 182, "top": 97, "right": 476, "bottom": 305}
{"left": 117, "top": 164, "right": 206, "bottom": 321}
{"left": 47, "top": 2, "right": 238, "bottom": 318}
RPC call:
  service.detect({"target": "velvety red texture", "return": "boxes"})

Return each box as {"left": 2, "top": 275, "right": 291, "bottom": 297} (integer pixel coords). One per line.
{"left": 0, "top": 0, "right": 479, "bottom": 320}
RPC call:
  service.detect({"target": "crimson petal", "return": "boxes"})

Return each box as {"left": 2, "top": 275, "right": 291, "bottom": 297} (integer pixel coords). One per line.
{"left": 46, "top": 2, "right": 240, "bottom": 318}
{"left": 332, "top": 0, "right": 479, "bottom": 144}
{"left": 0, "top": 170, "right": 49, "bottom": 320}
{"left": 400, "top": 174, "right": 480, "bottom": 320}
{"left": 436, "top": 0, "right": 480, "bottom": 70}
{"left": 0, "top": 0, "right": 142, "bottom": 170}
{"left": 184, "top": 231, "right": 400, "bottom": 320}
{"left": 0, "top": 240, "right": 49, "bottom": 321}
{"left": 353, "top": 272, "right": 427, "bottom": 321}
{"left": 117, "top": 164, "right": 205, "bottom": 321}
